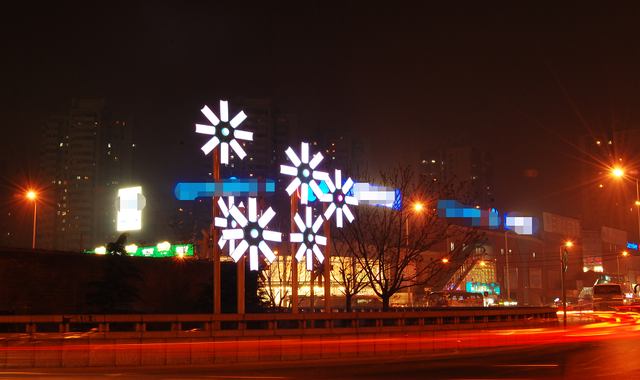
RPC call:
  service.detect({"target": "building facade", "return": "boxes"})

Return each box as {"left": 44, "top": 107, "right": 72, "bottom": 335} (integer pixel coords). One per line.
{"left": 418, "top": 146, "right": 494, "bottom": 209}
{"left": 38, "top": 98, "right": 136, "bottom": 252}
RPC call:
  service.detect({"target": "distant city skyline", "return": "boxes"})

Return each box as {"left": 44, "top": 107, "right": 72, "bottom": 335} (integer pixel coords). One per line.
{"left": 2, "top": 2, "right": 640, "bottom": 248}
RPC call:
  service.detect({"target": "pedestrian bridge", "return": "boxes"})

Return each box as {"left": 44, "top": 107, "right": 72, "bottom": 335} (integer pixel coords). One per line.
{"left": 0, "top": 307, "right": 557, "bottom": 368}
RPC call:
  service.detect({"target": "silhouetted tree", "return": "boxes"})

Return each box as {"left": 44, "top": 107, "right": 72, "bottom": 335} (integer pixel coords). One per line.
{"left": 85, "top": 232, "right": 144, "bottom": 313}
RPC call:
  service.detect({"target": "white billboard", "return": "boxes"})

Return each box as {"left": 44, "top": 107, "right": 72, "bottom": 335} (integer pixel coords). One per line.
{"left": 115, "top": 186, "right": 146, "bottom": 231}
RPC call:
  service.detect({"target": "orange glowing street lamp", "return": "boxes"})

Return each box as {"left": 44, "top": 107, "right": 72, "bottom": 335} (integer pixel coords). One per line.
{"left": 612, "top": 168, "right": 640, "bottom": 244}
{"left": 27, "top": 191, "right": 37, "bottom": 249}
{"left": 617, "top": 251, "right": 629, "bottom": 284}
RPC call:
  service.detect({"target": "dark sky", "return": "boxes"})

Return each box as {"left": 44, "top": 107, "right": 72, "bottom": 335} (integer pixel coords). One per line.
{"left": 2, "top": 1, "right": 640, "bottom": 222}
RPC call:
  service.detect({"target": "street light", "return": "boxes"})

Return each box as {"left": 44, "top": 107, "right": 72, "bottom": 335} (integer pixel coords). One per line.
{"left": 406, "top": 203, "right": 423, "bottom": 245}
{"left": 612, "top": 168, "right": 640, "bottom": 244}
{"left": 503, "top": 230, "right": 516, "bottom": 304}
{"left": 406, "top": 203, "right": 423, "bottom": 307}
{"left": 27, "top": 191, "right": 36, "bottom": 249}
{"left": 617, "top": 251, "right": 629, "bottom": 284}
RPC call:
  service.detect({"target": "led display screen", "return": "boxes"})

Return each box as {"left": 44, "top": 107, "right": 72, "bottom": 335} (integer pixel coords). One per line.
{"left": 86, "top": 244, "right": 193, "bottom": 258}
{"left": 116, "top": 187, "right": 145, "bottom": 231}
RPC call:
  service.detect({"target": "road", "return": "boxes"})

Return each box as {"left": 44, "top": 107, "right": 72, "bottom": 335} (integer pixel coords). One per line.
{"left": 1, "top": 337, "right": 638, "bottom": 380}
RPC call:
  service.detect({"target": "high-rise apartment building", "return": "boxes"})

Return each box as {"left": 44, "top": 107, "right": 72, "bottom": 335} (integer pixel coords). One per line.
{"left": 419, "top": 146, "right": 494, "bottom": 209}
{"left": 38, "top": 99, "right": 136, "bottom": 252}
{"left": 311, "top": 128, "right": 372, "bottom": 177}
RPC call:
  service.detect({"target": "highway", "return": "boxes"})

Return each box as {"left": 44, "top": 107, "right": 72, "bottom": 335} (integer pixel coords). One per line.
{"left": 1, "top": 310, "right": 639, "bottom": 379}
{"left": 1, "top": 335, "right": 638, "bottom": 379}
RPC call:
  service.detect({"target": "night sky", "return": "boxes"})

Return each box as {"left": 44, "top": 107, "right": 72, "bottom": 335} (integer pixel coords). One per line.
{"left": 2, "top": 1, "right": 640, "bottom": 243}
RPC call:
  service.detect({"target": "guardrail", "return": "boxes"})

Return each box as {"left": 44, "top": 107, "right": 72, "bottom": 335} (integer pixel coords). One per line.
{"left": 0, "top": 308, "right": 558, "bottom": 368}
{"left": 0, "top": 307, "right": 557, "bottom": 337}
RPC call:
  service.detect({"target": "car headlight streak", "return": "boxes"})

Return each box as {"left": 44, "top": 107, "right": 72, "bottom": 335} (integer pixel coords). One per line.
{"left": 195, "top": 100, "right": 253, "bottom": 164}
{"left": 221, "top": 197, "right": 281, "bottom": 271}
{"left": 321, "top": 169, "right": 358, "bottom": 228}
{"left": 280, "top": 142, "right": 330, "bottom": 205}
{"left": 290, "top": 206, "right": 327, "bottom": 271}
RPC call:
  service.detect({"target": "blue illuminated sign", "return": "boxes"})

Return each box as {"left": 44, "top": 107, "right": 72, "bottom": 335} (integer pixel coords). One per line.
{"left": 437, "top": 200, "right": 501, "bottom": 227}
{"left": 628, "top": 242, "right": 638, "bottom": 250}
{"left": 466, "top": 282, "right": 501, "bottom": 295}
{"left": 174, "top": 178, "right": 276, "bottom": 200}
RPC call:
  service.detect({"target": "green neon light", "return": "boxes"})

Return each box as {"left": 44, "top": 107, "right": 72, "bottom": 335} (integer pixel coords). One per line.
{"left": 85, "top": 244, "right": 193, "bottom": 258}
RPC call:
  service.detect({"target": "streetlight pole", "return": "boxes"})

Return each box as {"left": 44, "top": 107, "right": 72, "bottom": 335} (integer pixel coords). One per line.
{"left": 561, "top": 242, "right": 571, "bottom": 328}
{"left": 27, "top": 191, "right": 36, "bottom": 249}
{"left": 617, "top": 251, "right": 628, "bottom": 283}
{"left": 504, "top": 231, "right": 511, "bottom": 304}
{"left": 406, "top": 204, "right": 422, "bottom": 307}
{"left": 32, "top": 200, "right": 36, "bottom": 249}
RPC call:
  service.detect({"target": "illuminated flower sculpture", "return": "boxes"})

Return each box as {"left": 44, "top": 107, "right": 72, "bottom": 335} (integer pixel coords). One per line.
{"left": 280, "top": 142, "right": 330, "bottom": 205}
{"left": 214, "top": 196, "right": 239, "bottom": 253}
{"left": 221, "top": 197, "right": 281, "bottom": 271}
{"left": 195, "top": 100, "right": 253, "bottom": 164}
{"left": 290, "top": 206, "right": 327, "bottom": 271}
{"left": 321, "top": 169, "right": 358, "bottom": 228}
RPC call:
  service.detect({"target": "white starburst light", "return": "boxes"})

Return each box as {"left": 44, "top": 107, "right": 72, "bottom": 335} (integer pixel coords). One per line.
{"left": 290, "top": 206, "right": 327, "bottom": 271}
{"left": 214, "top": 196, "right": 239, "bottom": 253}
{"left": 320, "top": 169, "right": 358, "bottom": 228}
{"left": 279, "top": 142, "right": 330, "bottom": 204}
{"left": 221, "top": 197, "right": 281, "bottom": 271}
{"left": 195, "top": 100, "right": 253, "bottom": 164}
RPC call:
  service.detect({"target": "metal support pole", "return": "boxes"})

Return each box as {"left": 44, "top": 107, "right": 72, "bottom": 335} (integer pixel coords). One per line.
{"left": 291, "top": 193, "right": 299, "bottom": 312}
{"left": 310, "top": 267, "right": 315, "bottom": 312}
{"left": 560, "top": 246, "right": 567, "bottom": 328}
{"left": 213, "top": 147, "right": 221, "bottom": 315}
{"left": 237, "top": 255, "right": 245, "bottom": 314}
{"left": 406, "top": 214, "right": 412, "bottom": 306}
{"left": 504, "top": 231, "right": 510, "bottom": 303}
{"left": 32, "top": 201, "right": 37, "bottom": 249}
{"left": 324, "top": 203, "right": 331, "bottom": 313}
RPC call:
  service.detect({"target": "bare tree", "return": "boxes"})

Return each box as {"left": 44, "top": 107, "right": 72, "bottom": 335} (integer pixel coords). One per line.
{"left": 261, "top": 254, "right": 293, "bottom": 308}
{"left": 335, "top": 164, "right": 486, "bottom": 311}
{"left": 330, "top": 238, "right": 369, "bottom": 312}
